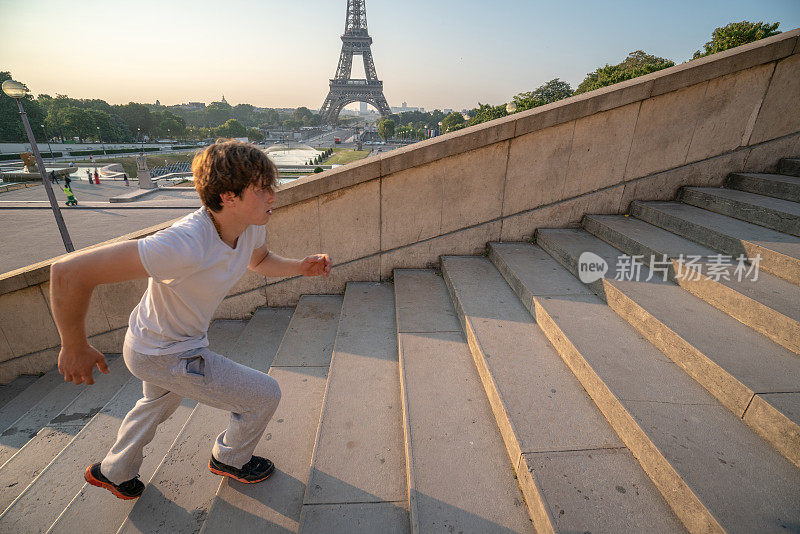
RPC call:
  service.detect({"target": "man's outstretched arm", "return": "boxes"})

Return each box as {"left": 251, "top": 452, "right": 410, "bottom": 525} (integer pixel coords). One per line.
{"left": 50, "top": 240, "right": 149, "bottom": 385}
{"left": 248, "top": 244, "right": 331, "bottom": 278}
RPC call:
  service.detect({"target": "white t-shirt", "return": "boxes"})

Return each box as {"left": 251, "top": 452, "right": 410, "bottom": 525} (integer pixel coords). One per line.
{"left": 125, "top": 207, "right": 265, "bottom": 355}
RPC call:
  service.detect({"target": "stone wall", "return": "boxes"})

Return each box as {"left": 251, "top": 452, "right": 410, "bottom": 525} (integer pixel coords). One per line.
{"left": 1, "top": 29, "right": 799, "bottom": 383}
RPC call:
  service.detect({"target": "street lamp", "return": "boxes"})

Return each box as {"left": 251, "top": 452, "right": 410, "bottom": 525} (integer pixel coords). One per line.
{"left": 41, "top": 124, "right": 54, "bottom": 163}
{"left": 2, "top": 79, "right": 74, "bottom": 253}
{"left": 96, "top": 126, "right": 106, "bottom": 155}
{"left": 138, "top": 127, "right": 143, "bottom": 152}
{"left": 506, "top": 101, "right": 517, "bottom": 114}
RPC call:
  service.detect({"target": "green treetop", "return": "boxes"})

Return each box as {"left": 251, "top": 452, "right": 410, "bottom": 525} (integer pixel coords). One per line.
{"left": 693, "top": 21, "right": 781, "bottom": 59}
{"left": 378, "top": 118, "right": 395, "bottom": 140}
{"left": 513, "top": 78, "right": 574, "bottom": 111}
{"left": 575, "top": 51, "right": 674, "bottom": 94}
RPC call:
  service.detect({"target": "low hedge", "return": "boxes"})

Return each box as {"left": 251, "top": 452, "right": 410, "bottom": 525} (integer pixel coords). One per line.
{"left": 0, "top": 151, "right": 63, "bottom": 161}
{"left": 68, "top": 147, "right": 161, "bottom": 156}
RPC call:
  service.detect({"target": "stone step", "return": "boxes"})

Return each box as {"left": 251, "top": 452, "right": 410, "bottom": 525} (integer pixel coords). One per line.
{"left": 778, "top": 158, "right": 800, "bottom": 178}
{"left": 583, "top": 214, "right": 800, "bottom": 354}
{"left": 0, "top": 370, "right": 65, "bottom": 437}
{"left": 297, "top": 283, "right": 408, "bottom": 533}
{"left": 536, "top": 229, "right": 800, "bottom": 469}
{"left": 0, "top": 355, "right": 122, "bottom": 468}
{"left": 489, "top": 240, "right": 800, "bottom": 533}
{"left": 114, "top": 309, "right": 292, "bottom": 534}
{"left": 46, "top": 320, "right": 247, "bottom": 534}
{"left": 0, "top": 356, "right": 129, "bottom": 516}
{"left": 631, "top": 201, "right": 800, "bottom": 285}
{"left": 726, "top": 172, "right": 800, "bottom": 202}
{"left": 200, "top": 296, "right": 342, "bottom": 534}
{"left": 441, "top": 257, "right": 683, "bottom": 533}
{"left": 0, "top": 375, "right": 38, "bottom": 412}
{"left": 680, "top": 187, "right": 800, "bottom": 236}
{"left": 393, "top": 270, "right": 535, "bottom": 533}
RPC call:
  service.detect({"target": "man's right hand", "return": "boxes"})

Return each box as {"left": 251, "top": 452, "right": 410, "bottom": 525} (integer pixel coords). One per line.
{"left": 58, "top": 345, "right": 110, "bottom": 385}
{"left": 50, "top": 240, "right": 147, "bottom": 386}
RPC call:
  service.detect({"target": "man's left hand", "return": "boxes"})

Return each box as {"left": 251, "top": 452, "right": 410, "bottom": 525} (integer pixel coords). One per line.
{"left": 300, "top": 254, "right": 332, "bottom": 277}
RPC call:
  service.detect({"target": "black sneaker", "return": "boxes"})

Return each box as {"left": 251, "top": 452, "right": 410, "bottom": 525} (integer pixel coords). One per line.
{"left": 209, "top": 454, "right": 275, "bottom": 483}
{"left": 84, "top": 463, "right": 144, "bottom": 500}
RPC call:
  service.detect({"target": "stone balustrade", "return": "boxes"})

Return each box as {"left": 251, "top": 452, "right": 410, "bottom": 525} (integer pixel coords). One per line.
{"left": 1, "top": 28, "right": 798, "bottom": 382}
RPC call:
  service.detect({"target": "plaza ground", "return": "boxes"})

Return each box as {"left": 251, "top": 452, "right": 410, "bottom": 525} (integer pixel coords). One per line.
{"left": 0, "top": 181, "right": 198, "bottom": 273}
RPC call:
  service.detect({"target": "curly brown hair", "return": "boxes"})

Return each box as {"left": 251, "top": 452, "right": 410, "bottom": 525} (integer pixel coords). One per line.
{"left": 191, "top": 140, "right": 278, "bottom": 212}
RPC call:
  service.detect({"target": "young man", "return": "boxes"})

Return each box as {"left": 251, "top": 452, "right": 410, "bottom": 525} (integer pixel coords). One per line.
{"left": 50, "top": 141, "right": 331, "bottom": 499}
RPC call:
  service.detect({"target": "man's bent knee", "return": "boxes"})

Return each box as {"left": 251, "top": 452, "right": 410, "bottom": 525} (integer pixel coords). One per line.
{"left": 249, "top": 375, "right": 281, "bottom": 418}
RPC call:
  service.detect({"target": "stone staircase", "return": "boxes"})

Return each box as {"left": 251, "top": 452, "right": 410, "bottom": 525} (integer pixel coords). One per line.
{"left": 0, "top": 158, "right": 798, "bottom": 533}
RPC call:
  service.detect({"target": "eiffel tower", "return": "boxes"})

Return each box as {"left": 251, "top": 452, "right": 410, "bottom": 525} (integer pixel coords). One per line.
{"left": 319, "top": 0, "right": 390, "bottom": 124}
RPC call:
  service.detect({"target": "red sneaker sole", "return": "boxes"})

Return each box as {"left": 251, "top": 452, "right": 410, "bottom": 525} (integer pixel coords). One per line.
{"left": 84, "top": 466, "right": 140, "bottom": 500}
{"left": 209, "top": 462, "right": 274, "bottom": 483}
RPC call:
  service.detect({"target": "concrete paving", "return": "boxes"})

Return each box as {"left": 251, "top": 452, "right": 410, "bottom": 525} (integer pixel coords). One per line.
{"left": 394, "top": 270, "right": 534, "bottom": 533}
{"left": 116, "top": 309, "right": 291, "bottom": 534}
{"left": 632, "top": 200, "right": 800, "bottom": 284}
{"left": 779, "top": 158, "right": 800, "bottom": 177}
{"left": 584, "top": 214, "right": 800, "bottom": 353}
{"left": 489, "top": 242, "right": 800, "bottom": 532}
{"left": 680, "top": 186, "right": 800, "bottom": 236}
{"left": 0, "top": 368, "right": 63, "bottom": 432}
{"left": 47, "top": 320, "right": 245, "bottom": 534}
{"left": 0, "top": 358, "right": 132, "bottom": 530}
{"left": 442, "top": 255, "right": 683, "bottom": 534}
{"left": 201, "top": 296, "right": 341, "bottom": 534}
{"left": 0, "top": 355, "right": 126, "bottom": 467}
{"left": 300, "top": 283, "right": 407, "bottom": 530}
{"left": 727, "top": 172, "right": 800, "bottom": 202}
{"left": 0, "top": 182, "right": 201, "bottom": 274}
{"left": 537, "top": 228, "right": 800, "bottom": 467}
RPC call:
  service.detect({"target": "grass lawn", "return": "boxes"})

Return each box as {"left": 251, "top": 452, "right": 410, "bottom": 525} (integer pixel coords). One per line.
{"left": 324, "top": 150, "right": 370, "bottom": 165}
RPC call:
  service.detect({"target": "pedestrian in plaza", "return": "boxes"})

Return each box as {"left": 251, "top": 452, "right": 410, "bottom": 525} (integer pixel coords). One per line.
{"left": 63, "top": 185, "right": 78, "bottom": 206}
{"left": 65, "top": 176, "right": 72, "bottom": 189}
{"left": 122, "top": 172, "right": 129, "bottom": 187}
{"left": 94, "top": 169, "right": 100, "bottom": 185}
{"left": 86, "top": 169, "right": 92, "bottom": 183}
{"left": 49, "top": 170, "right": 59, "bottom": 184}
{"left": 49, "top": 140, "right": 331, "bottom": 500}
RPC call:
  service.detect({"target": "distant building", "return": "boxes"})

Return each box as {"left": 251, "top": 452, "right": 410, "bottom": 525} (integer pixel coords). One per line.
{"left": 178, "top": 102, "right": 206, "bottom": 110}
{"left": 221, "top": 94, "right": 228, "bottom": 105}
{"left": 390, "top": 101, "right": 422, "bottom": 114}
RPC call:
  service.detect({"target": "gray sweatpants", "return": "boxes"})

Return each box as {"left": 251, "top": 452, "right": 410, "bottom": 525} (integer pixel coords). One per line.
{"left": 100, "top": 341, "right": 281, "bottom": 485}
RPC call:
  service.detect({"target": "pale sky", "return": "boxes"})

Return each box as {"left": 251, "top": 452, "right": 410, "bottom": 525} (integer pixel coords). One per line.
{"left": 1, "top": 0, "right": 798, "bottom": 111}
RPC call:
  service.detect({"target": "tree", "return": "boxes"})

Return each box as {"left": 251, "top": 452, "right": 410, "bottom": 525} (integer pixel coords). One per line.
{"left": 0, "top": 71, "right": 46, "bottom": 142}
{"left": 158, "top": 118, "right": 184, "bottom": 138}
{"left": 466, "top": 103, "right": 507, "bottom": 126}
{"left": 441, "top": 112, "right": 466, "bottom": 133}
{"left": 201, "top": 101, "right": 234, "bottom": 128}
{"left": 693, "top": 21, "right": 781, "bottom": 59}
{"left": 378, "top": 118, "right": 395, "bottom": 140}
{"left": 213, "top": 119, "right": 247, "bottom": 138}
{"left": 60, "top": 107, "right": 94, "bottom": 142}
{"left": 247, "top": 127, "right": 264, "bottom": 142}
{"left": 513, "top": 78, "right": 573, "bottom": 111}
{"left": 575, "top": 51, "right": 674, "bottom": 94}
{"left": 87, "top": 109, "right": 126, "bottom": 142}
{"left": 116, "top": 103, "right": 154, "bottom": 138}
